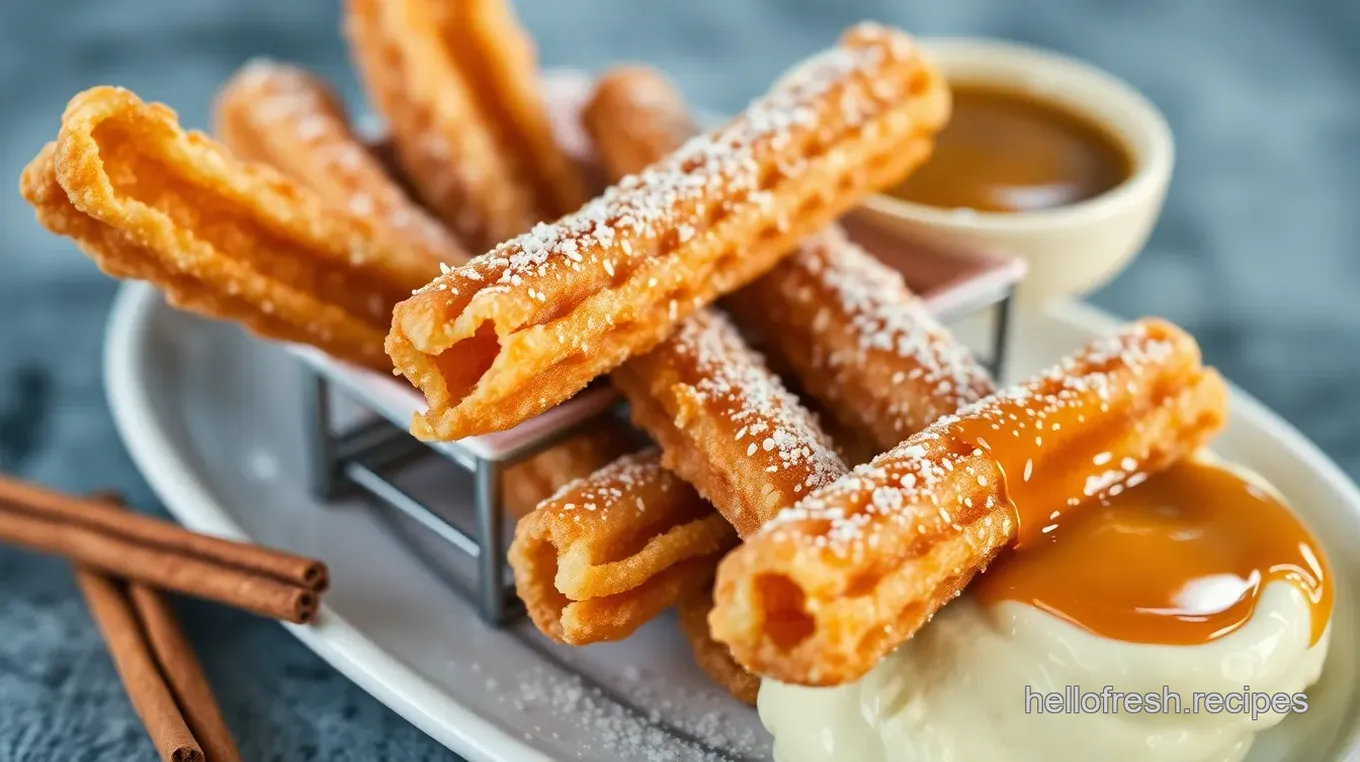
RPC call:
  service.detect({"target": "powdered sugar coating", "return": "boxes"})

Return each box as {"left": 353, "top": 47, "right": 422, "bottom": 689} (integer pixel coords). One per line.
{"left": 500, "top": 664, "right": 766, "bottom": 761}
{"left": 413, "top": 24, "right": 917, "bottom": 300}
{"left": 789, "top": 228, "right": 994, "bottom": 433}
{"left": 545, "top": 449, "right": 676, "bottom": 520}
{"left": 671, "top": 312, "right": 846, "bottom": 495}
{"left": 765, "top": 322, "right": 1186, "bottom": 553}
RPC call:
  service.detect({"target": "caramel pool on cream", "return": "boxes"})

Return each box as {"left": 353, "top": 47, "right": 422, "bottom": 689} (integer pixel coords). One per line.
{"left": 975, "top": 458, "right": 1333, "bottom": 646}
{"left": 888, "top": 84, "right": 1131, "bottom": 212}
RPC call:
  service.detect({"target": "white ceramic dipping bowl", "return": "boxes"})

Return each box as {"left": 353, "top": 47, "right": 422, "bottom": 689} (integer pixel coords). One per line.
{"left": 855, "top": 37, "right": 1175, "bottom": 305}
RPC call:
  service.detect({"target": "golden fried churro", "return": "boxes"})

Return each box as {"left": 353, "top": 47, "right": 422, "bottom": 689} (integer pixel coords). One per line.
{"left": 730, "top": 226, "right": 996, "bottom": 450}
{"left": 667, "top": 276, "right": 991, "bottom": 697}
{"left": 678, "top": 585, "right": 762, "bottom": 706}
{"left": 509, "top": 450, "right": 738, "bottom": 644}
{"left": 579, "top": 48, "right": 988, "bottom": 698}
{"left": 344, "top": 0, "right": 585, "bottom": 251}
{"left": 582, "top": 66, "right": 697, "bottom": 182}
{"left": 502, "top": 423, "right": 639, "bottom": 519}
{"left": 437, "top": 0, "right": 588, "bottom": 219}
{"left": 711, "top": 319, "right": 1230, "bottom": 686}
{"left": 517, "top": 65, "right": 847, "bottom": 651}
{"left": 670, "top": 268, "right": 992, "bottom": 696}
{"left": 579, "top": 40, "right": 992, "bottom": 455}
{"left": 212, "top": 59, "right": 469, "bottom": 264}
{"left": 389, "top": 23, "right": 951, "bottom": 441}
{"left": 613, "top": 311, "right": 847, "bottom": 538}
{"left": 21, "top": 87, "right": 444, "bottom": 370}
{"left": 586, "top": 64, "right": 850, "bottom": 535}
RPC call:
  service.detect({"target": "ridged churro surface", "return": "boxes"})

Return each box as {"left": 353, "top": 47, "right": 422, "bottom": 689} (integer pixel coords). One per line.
{"left": 614, "top": 311, "right": 847, "bottom": 538}
{"left": 212, "top": 59, "right": 468, "bottom": 264}
{"left": 589, "top": 62, "right": 850, "bottom": 538}
{"left": 582, "top": 42, "right": 989, "bottom": 456}
{"left": 344, "top": 0, "right": 583, "bottom": 250}
{"left": 730, "top": 226, "right": 996, "bottom": 451}
{"left": 388, "top": 23, "right": 950, "bottom": 441}
{"left": 21, "top": 87, "right": 442, "bottom": 370}
{"left": 710, "top": 319, "right": 1230, "bottom": 686}
{"left": 433, "top": 0, "right": 588, "bottom": 220}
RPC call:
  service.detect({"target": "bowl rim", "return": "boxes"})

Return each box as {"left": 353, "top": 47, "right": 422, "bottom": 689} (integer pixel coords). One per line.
{"left": 865, "top": 36, "right": 1175, "bottom": 233}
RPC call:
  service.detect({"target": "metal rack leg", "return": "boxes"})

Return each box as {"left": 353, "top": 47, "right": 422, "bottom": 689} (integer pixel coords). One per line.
{"left": 989, "top": 292, "right": 1014, "bottom": 381}
{"left": 303, "top": 371, "right": 343, "bottom": 501}
{"left": 474, "top": 458, "right": 510, "bottom": 625}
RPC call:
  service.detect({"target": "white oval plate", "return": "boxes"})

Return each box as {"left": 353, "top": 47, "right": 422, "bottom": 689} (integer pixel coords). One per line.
{"left": 104, "top": 281, "right": 1360, "bottom": 762}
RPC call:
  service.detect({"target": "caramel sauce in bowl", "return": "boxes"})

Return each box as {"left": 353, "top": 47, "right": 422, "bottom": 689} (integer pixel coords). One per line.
{"left": 855, "top": 38, "right": 1174, "bottom": 305}
{"left": 889, "top": 85, "right": 1133, "bottom": 214}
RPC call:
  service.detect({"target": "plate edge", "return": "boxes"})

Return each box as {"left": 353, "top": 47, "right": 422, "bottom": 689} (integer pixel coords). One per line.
{"left": 102, "top": 282, "right": 556, "bottom": 762}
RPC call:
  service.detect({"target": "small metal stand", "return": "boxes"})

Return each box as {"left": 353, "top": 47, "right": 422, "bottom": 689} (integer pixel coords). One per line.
{"left": 988, "top": 293, "right": 1014, "bottom": 380}
{"left": 301, "top": 368, "right": 618, "bottom": 626}
{"left": 301, "top": 286, "right": 1015, "bottom": 629}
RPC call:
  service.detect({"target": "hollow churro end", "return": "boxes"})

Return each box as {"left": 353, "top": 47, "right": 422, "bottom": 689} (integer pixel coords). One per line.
{"left": 26, "top": 85, "right": 433, "bottom": 372}
{"left": 508, "top": 451, "right": 740, "bottom": 645}
{"left": 509, "top": 513, "right": 573, "bottom": 643}
{"left": 388, "top": 274, "right": 509, "bottom": 439}
{"left": 754, "top": 573, "right": 816, "bottom": 650}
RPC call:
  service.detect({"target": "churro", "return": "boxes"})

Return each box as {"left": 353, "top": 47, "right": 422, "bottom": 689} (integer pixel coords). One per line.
{"left": 677, "top": 585, "right": 761, "bottom": 706}
{"left": 509, "top": 450, "right": 737, "bottom": 644}
{"left": 582, "top": 49, "right": 991, "bottom": 455}
{"left": 613, "top": 311, "right": 847, "bottom": 538}
{"left": 501, "top": 423, "right": 639, "bottom": 519}
{"left": 212, "top": 59, "right": 469, "bottom": 264}
{"left": 588, "top": 64, "right": 849, "bottom": 536}
{"left": 20, "top": 87, "right": 443, "bottom": 370}
{"left": 710, "top": 319, "right": 1230, "bottom": 686}
{"left": 730, "top": 226, "right": 996, "bottom": 449}
{"left": 582, "top": 45, "right": 991, "bottom": 455}
{"left": 388, "top": 23, "right": 950, "bottom": 441}
{"left": 581, "top": 66, "right": 697, "bottom": 181}
{"left": 344, "top": 0, "right": 585, "bottom": 251}
{"left": 580, "top": 47, "right": 992, "bottom": 695}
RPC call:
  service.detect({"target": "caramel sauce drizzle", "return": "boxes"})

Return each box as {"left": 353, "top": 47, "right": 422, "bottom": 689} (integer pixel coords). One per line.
{"left": 975, "top": 457, "right": 1332, "bottom": 646}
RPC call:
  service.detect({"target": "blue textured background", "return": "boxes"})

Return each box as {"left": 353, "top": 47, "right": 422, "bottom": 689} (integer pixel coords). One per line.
{"left": 1, "top": 1, "right": 1357, "bottom": 759}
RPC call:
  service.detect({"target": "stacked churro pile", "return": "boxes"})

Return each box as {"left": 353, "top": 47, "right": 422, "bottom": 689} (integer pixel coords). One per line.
{"left": 21, "top": 0, "right": 1230, "bottom": 714}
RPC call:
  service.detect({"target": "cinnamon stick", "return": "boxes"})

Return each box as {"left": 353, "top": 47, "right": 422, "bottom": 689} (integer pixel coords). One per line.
{"left": 0, "top": 475, "right": 324, "bottom": 623}
{"left": 0, "top": 504, "right": 318, "bottom": 623}
{"left": 0, "top": 476, "right": 327, "bottom": 590}
{"left": 129, "top": 584, "right": 243, "bottom": 762}
{"left": 76, "top": 570, "right": 205, "bottom": 762}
